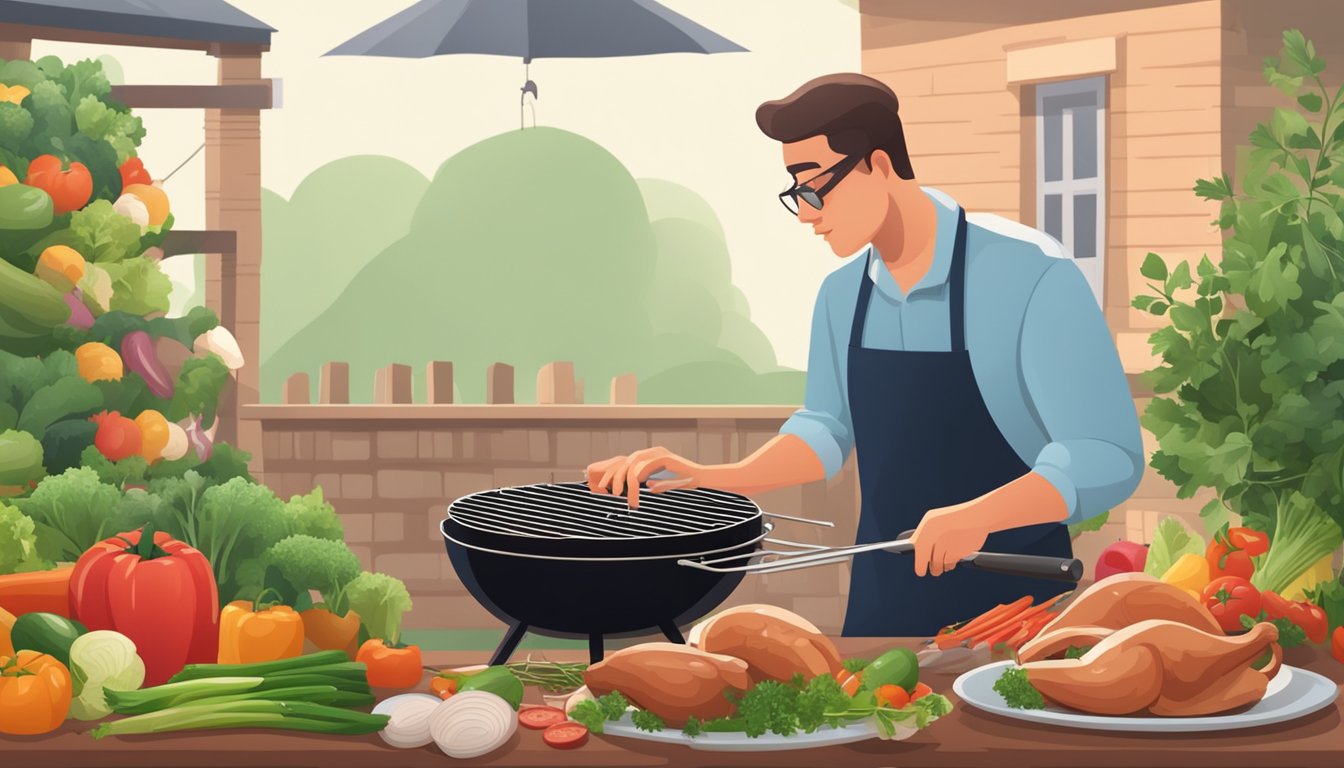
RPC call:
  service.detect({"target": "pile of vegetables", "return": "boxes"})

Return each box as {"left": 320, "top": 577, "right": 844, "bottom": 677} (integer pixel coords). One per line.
{"left": 1132, "top": 31, "right": 1344, "bottom": 660}
{"left": 930, "top": 593, "right": 1072, "bottom": 655}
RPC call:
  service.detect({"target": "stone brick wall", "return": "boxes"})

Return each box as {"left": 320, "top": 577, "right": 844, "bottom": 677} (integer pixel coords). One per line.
{"left": 245, "top": 405, "right": 862, "bottom": 634}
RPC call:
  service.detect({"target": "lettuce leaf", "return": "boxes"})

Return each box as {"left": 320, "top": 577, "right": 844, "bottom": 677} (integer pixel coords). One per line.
{"left": 1143, "top": 517, "right": 1205, "bottom": 578}
{"left": 69, "top": 199, "right": 142, "bottom": 263}
{"left": 106, "top": 256, "right": 172, "bottom": 315}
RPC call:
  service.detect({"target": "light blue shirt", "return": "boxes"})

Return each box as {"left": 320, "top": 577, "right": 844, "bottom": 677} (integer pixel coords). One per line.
{"left": 779, "top": 187, "right": 1143, "bottom": 525}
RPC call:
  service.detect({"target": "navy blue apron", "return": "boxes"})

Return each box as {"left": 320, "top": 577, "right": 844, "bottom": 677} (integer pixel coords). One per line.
{"left": 841, "top": 209, "right": 1075, "bottom": 637}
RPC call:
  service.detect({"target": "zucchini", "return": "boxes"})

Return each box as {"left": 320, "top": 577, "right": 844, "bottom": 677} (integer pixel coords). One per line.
{"left": 0, "top": 184, "right": 54, "bottom": 230}
{"left": 857, "top": 648, "right": 919, "bottom": 694}
{"left": 0, "top": 256, "right": 69, "bottom": 328}
{"left": 10, "top": 612, "right": 87, "bottom": 667}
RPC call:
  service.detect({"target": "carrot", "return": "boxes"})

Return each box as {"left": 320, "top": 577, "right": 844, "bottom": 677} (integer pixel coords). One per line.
{"left": 1008, "top": 613, "right": 1056, "bottom": 652}
{"left": 949, "top": 596, "right": 1032, "bottom": 641}
{"left": 0, "top": 567, "right": 73, "bottom": 618}
{"left": 976, "top": 620, "right": 1024, "bottom": 652}
{"left": 966, "top": 601, "right": 1042, "bottom": 645}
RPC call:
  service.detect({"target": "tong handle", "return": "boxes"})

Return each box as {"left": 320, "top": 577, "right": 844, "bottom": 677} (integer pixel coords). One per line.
{"left": 893, "top": 529, "right": 1083, "bottom": 583}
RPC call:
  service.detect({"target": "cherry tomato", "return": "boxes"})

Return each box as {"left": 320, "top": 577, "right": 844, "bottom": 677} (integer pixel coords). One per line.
{"left": 1261, "top": 590, "right": 1294, "bottom": 621}
{"left": 429, "top": 676, "right": 457, "bottom": 700}
{"left": 543, "top": 722, "right": 589, "bottom": 750}
{"left": 1202, "top": 576, "right": 1262, "bottom": 633}
{"left": 1206, "top": 527, "right": 1257, "bottom": 581}
{"left": 1331, "top": 626, "right": 1344, "bottom": 665}
{"left": 518, "top": 706, "right": 567, "bottom": 730}
{"left": 874, "top": 684, "right": 910, "bottom": 709}
{"left": 1287, "top": 601, "right": 1328, "bottom": 645}
{"left": 911, "top": 682, "right": 934, "bottom": 701}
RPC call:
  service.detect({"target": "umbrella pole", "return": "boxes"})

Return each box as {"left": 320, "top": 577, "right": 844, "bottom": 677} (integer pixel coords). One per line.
{"left": 520, "top": 59, "right": 538, "bottom": 130}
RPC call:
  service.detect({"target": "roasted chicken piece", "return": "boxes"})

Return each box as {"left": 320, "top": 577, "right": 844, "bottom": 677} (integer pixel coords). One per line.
{"left": 583, "top": 642, "right": 751, "bottom": 725}
{"left": 689, "top": 604, "right": 842, "bottom": 684}
{"left": 1018, "top": 573, "right": 1222, "bottom": 662}
{"left": 1023, "top": 619, "right": 1281, "bottom": 717}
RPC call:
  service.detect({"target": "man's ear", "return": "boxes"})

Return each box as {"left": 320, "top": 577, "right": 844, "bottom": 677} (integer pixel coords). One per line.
{"left": 868, "top": 150, "right": 895, "bottom": 178}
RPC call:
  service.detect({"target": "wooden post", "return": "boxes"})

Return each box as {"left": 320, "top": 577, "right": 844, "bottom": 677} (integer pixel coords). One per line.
{"left": 284, "top": 373, "right": 309, "bottom": 404}
{"left": 205, "top": 43, "right": 265, "bottom": 469}
{"left": 610, "top": 374, "right": 638, "bottom": 404}
{"left": 537, "top": 361, "right": 576, "bottom": 404}
{"left": 319, "top": 362, "right": 349, "bottom": 404}
{"left": 487, "top": 363, "right": 514, "bottom": 404}
{"left": 0, "top": 33, "right": 32, "bottom": 62}
{"left": 426, "top": 361, "right": 454, "bottom": 404}
{"left": 575, "top": 377, "right": 584, "bottom": 404}
{"left": 374, "top": 364, "right": 413, "bottom": 404}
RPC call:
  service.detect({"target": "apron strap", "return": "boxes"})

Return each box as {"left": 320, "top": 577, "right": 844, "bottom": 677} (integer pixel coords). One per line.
{"left": 849, "top": 207, "right": 971, "bottom": 352}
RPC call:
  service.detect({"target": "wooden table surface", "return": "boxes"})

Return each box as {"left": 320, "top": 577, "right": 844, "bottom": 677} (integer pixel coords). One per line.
{"left": 5, "top": 639, "right": 1341, "bottom": 768}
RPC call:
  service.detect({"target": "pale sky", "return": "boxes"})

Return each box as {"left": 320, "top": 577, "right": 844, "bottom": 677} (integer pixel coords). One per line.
{"left": 32, "top": 0, "right": 860, "bottom": 370}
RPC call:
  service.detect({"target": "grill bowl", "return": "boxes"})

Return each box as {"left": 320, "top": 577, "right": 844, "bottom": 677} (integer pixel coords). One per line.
{"left": 440, "top": 483, "right": 766, "bottom": 651}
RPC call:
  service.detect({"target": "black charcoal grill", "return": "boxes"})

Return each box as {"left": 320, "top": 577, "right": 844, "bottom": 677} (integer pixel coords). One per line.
{"left": 441, "top": 481, "right": 1081, "bottom": 664}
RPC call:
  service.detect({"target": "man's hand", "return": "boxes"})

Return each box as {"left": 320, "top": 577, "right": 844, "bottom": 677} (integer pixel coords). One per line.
{"left": 585, "top": 446, "right": 706, "bottom": 508}
{"left": 910, "top": 501, "right": 991, "bottom": 577}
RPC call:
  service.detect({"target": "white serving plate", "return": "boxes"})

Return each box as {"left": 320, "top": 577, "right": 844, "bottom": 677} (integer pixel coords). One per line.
{"left": 600, "top": 712, "right": 892, "bottom": 752}
{"left": 953, "top": 660, "right": 1338, "bottom": 732}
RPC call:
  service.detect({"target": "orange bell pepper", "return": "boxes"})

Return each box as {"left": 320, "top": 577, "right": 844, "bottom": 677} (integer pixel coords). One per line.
{"left": 300, "top": 607, "right": 362, "bottom": 660}
{"left": 217, "top": 592, "right": 304, "bottom": 665}
{"left": 0, "top": 650, "right": 72, "bottom": 735}
{"left": 0, "top": 566, "right": 73, "bottom": 617}
{"left": 356, "top": 638, "right": 423, "bottom": 689}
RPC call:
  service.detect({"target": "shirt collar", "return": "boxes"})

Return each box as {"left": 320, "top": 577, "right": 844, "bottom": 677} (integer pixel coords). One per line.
{"left": 866, "top": 186, "right": 962, "bottom": 302}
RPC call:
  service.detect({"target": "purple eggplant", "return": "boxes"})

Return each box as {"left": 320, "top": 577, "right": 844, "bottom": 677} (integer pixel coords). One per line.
{"left": 63, "top": 290, "right": 94, "bottom": 329}
{"left": 120, "top": 330, "right": 174, "bottom": 398}
{"left": 184, "top": 415, "right": 213, "bottom": 462}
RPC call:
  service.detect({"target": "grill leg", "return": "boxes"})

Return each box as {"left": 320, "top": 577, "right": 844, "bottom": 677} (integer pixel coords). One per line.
{"left": 658, "top": 621, "right": 685, "bottom": 645}
{"left": 490, "top": 622, "right": 529, "bottom": 666}
{"left": 588, "top": 634, "right": 604, "bottom": 664}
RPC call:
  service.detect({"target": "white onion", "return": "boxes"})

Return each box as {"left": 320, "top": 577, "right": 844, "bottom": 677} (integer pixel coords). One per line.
{"left": 113, "top": 193, "right": 150, "bottom": 229}
{"left": 374, "top": 693, "right": 441, "bottom": 749}
{"left": 428, "top": 691, "right": 517, "bottom": 759}
{"left": 161, "top": 421, "right": 189, "bottom": 461}
{"left": 194, "top": 326, "right": 244, "bottom": 370}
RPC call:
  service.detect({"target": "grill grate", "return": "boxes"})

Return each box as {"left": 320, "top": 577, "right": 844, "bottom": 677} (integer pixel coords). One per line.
{"left": 448, "top": 482, "right": 759, "bottom": 540}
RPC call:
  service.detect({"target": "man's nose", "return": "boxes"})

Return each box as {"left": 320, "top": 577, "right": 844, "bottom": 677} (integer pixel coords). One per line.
{"left": 797, "top": 206, "right": 822, "bottom": 224}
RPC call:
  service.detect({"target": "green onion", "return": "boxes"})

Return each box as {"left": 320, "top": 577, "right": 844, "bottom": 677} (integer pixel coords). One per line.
{"left": 173, "top": 686, "right": 374, "bottom": 710}
{"left": 167, "top": 651, "right": 351, "bottom": 682}
{"left": 90, "top": 701, "right": 390, "bottom": 739}
{"left": 107, "top": 677, "right": 266, "bottom": 715}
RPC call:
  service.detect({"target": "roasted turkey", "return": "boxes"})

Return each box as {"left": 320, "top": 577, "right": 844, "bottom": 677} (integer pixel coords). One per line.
{"left": 689, "top": 604, "right": 843, "bottom": 684}
{"left": 583, "top": 642, "right": 751, "bottom": 725}
{"left": 1018, "top": 573, "right": 1222, "bottom": 663}
{"left": 1022, "top": 619, "right": 1281, "bottom": 717}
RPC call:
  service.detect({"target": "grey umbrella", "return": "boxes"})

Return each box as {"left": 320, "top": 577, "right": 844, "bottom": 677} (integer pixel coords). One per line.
{"left": 325, "top": 0, "right": 747, "bottom": 128}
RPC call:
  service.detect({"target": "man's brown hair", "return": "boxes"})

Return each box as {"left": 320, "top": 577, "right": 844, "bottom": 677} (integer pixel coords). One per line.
{"left": 756, "top": 73, "right": 915, "bottom": 180}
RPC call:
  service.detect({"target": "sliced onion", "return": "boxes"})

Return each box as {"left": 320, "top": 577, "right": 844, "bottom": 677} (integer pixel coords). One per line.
{"left": 564, "top": 685, "right": 594, "bottom": 716}
{"left": 428, "top": 691, "right": 517, "bottom": 759}
{"left": 64, "top": 290, "right": 94, "bottom": 329}
{"left": 183, "top": 416, "right": 213, "bottom": 461}
{"left": 374, "top": 693, "right": 441, "bottom": 749}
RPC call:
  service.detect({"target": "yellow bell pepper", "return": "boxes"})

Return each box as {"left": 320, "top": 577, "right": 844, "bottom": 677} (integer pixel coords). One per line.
{"left": 1281, "top": 553, "right": 1336, "bottom": 601}
{"left": 0, "top": 605, "right": 15, "bottom": 657}
{"left": 1161, "top": 553, "right": 1211, "bottom": 597}
{"left": 217, "top": 597, "right": 304, "bottom": 664}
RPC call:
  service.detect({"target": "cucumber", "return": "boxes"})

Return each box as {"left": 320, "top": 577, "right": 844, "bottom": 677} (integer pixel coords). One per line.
{"left": 0, "top": 184, "right": 54, "bottom": 230}
{"left": 857, "top": 648, "right": 919, "bottom": 694}
{"left": 0, "top": 256, "right": 69, "bottom": 328}
{"left": 10, "top": 612, "right": 87, "bottom": 667}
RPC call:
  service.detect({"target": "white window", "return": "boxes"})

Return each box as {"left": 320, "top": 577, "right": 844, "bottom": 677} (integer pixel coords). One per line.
{"left": 1036, "top": 76, "right": 1106, "bottom": 306}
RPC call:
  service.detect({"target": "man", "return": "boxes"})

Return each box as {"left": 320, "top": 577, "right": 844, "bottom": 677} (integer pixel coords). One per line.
{"left": 586, "top": 73, "right": 1144, "bottom": 636}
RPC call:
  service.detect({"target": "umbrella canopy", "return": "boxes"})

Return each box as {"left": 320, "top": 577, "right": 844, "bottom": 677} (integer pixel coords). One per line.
{"left": 325, "top": 0, "right": 747, "bottom": 127}
{"left": 325, "top": 0, "right": 747, "bottom": 62}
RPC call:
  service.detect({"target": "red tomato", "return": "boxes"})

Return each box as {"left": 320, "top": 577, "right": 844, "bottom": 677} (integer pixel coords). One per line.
{"left": 1202, "top": 576, "right": 1262, "bottom": 633}
{"left": 89, "top": 410, "right": 141, "bottom": 462}
{"left": 1287, "top": 601, "right": 1328, "bottom": 645}
{"left": 119, "top": 157, "right": 152, "bottom": 189}
{"left": 518, "top": 706, "right": 568, "bottom": 730}
{"left": 911, "top": 682, "right": 934, "bottom": 701}
{"left": 543, "top": 722, "right": 589, "bottom": 750}
{"left": 1229, "top": 528, "right": 1269, "bottom": 557}
{"left": 1205, "top": 528, "right": 1255, "bottom": 582}
{"left": 25, "top": 154, "right": 92, "bottom": 215}
{"left": 874, "top": 684, "right": 910, "bottom": 709}
{"left": 1332, "top": 627, "right": 1344, "bottom": 665}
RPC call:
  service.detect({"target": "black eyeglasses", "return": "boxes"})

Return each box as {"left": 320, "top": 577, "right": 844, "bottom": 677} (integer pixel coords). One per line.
{"left": 779, "top": 154, "right": 866, "bottom": 215}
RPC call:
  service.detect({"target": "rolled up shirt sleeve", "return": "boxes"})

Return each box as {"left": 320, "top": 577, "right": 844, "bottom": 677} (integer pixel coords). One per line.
{"left": 1019, "top": 260, "right": 1145, "bottom": 525}
{"left": 779, "top": 281, "right": 854, "bottom": 480}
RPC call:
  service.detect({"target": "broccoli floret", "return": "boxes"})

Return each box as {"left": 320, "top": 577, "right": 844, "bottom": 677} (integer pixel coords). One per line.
{"left": 631, "top": 709, "right": 665, "bottom": 732}
{"left": 195, "top": 477, "right": 288, "bottom": 600}
{"left": 681, "top": 715, "right": 703, "bottom": 738}
{"left": 992, "top": 667, "right": 1045, "bottom": 710}
{"left": 0, "top": 102, "right": 34, "bottom": 149}
{"left": 284, "top": 486, "right": 343, "bottom": 540}
{"left": 345, "top": 571, "right": 413, "bottom": 644}
{"left": 267, "top": 534, "right": 361, "bottom": 613}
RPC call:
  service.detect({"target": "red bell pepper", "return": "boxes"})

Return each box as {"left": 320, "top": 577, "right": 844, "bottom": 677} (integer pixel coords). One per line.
{"left": 69, "top": 525, "right": 219, "bottom": 686}
{"left": 1205, "top": 526, "right": 1268, "bottom": 581}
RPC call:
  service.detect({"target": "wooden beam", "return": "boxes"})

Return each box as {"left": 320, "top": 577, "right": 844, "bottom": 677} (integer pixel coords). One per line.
{"left": 426, "top": 362, "right": 454, "bottom": 404}
{"left": 610, "top": 374, "right": 638, "bottom": 405}
{"left": 110, "top": 83, "right": 275, "bottom": 110}
{"left": 374, "top": 364, "right": 413, "bottom": 404}
{"left": 537, "top": 361, "right": 577, "bottom": 405}
{"left": 487, "top": 364, "right": 515, "bottom": 405}
{"left": 160, "top": 229, "right": 237, "bottom": 257}
{"left": 284, "top": 373, "right": 310, "bottom": 405}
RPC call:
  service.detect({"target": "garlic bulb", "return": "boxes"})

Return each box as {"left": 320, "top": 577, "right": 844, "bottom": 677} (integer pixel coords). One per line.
{"left": 194, "top": 326, "right": 244, "bottom": 370}
{"left": 113, "top": 193, "right": 150, "bottom": 229}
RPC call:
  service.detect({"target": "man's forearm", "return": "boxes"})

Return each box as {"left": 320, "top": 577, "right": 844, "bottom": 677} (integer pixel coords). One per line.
{"left": 962, "top": 471, "right": 1070, "bottom": 532}
{"left": 703, "top": 434, "right": 826, "bottom": 495}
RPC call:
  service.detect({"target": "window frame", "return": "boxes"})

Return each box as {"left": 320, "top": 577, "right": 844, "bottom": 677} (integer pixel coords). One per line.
{"left": 1035, "top": 76, "right": 1107, "bottom": 305}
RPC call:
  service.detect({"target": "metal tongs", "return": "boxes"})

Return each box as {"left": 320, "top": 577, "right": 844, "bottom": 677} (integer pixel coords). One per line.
{"left": 678, "top": 523, "right": 1083, "bottom": 582}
